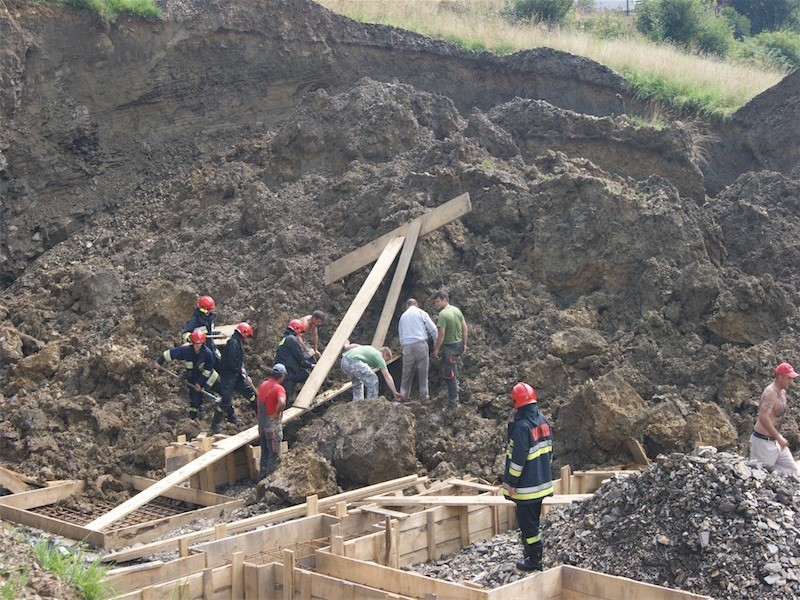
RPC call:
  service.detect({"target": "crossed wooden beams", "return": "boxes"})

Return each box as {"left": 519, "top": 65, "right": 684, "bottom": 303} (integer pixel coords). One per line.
{"left": 85, "top": 192, "right": 471, "bottom": 533}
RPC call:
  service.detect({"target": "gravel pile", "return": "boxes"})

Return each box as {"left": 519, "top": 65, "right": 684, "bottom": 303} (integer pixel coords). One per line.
{"left": 408, "top": 448, "right": 800, "bottom": 598}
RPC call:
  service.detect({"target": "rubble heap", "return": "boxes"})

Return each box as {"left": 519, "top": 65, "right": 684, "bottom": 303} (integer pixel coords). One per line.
{"left": 544, "top": 448, "right": 800, "bottom": 599}
{"left": 409, "top": 448, "right": 800, "bottom": 598}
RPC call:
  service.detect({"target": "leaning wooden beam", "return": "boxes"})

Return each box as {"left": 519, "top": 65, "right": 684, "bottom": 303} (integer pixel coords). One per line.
{"left": 292, "top": 236, "right": 405, "bottom": 410}
{"left": 371, "top": 220, "right": 421, "bottom": 348}
{"left": 324, "top": 192, "right": 471, "bottom": 285}
{"left": 104, "top": 474, "right": 424, "bottom": 564}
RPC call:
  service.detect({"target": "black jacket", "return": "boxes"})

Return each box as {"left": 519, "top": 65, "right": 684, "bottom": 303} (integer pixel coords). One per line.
{"left": 182, "top": 308, "right": 220, "bottom": 362}
{"left": 503, "top": 403, "right": 554, "bottom": 504}
{"left": 217, "top": 330, "right": 245, "bottom": 377}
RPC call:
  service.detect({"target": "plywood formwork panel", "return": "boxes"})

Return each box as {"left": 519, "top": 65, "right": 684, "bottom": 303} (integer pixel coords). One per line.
{"left": 104, "top": 554, "right": 207, "bottom": 594}
{"left": 559, "top": 566, "right": 711, "bottom": 600}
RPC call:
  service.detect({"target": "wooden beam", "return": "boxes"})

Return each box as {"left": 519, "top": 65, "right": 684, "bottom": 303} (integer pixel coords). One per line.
{"left": 324, "top": 192, "right": 471, "bottom": 285}
{"left": 292, "top": 236, "right": 405, "bottom": 410}
{"left": 357, "top": 494, "right": 593, "bottom": 507}
{"left": 0, "top": 466, "right": 31, "bottom": 494}
{"left": 85, "top": 428, "right": 260, "bottom": 531}
{"left": 626, "top": 438, "right": 651, "bottom": 466}
{"left": 371, "top": 221, "right": 421, "bottom": 348}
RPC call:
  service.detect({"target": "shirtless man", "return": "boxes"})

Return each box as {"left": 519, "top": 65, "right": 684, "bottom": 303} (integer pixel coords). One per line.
{"left": 299, "top": 311, "right": 325, "bottom": 358}
{"left": 750, "top": 362, "right": 800, "bottom": 475}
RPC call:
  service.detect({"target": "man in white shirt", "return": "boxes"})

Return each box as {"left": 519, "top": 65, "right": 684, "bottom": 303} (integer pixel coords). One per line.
{"left": 398, "top": 298, "right": 438, "bottom": 401}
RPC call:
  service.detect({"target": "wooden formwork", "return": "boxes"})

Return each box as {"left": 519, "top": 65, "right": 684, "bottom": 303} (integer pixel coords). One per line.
{"left": 103, "top": 474, "right": 708, "bottom": 599}
{"left": 0, "top": 476, "right": 243, "bottom": 550}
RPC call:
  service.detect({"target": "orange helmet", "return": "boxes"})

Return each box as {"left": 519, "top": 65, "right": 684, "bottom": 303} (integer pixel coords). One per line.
{"left": 198, "top": 296, "right": 216, "bottom": 313}
{"left": 189, "top": 328, "right": 207, "bottom": 344}
{"left": 511, "top": 382, "right": 537, "bottom": 408}
{"left": 236, "top": 322, "right": 253, "bottom": 338}
{"left": 288, "top": 319, "right": 305, "bottom": 334}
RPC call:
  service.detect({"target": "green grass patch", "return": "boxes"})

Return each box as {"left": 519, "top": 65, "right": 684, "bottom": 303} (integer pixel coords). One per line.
{"left": 0, "top": 567, "right": 28, "bottom": 600}
{"left": 31, "top": 540, "right": 113, "bottom": 600}
{"left": 39, "top": 0, "right": 162, "bottom": 20}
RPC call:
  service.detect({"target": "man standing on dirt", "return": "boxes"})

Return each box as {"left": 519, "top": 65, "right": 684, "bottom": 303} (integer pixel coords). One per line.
{"left": 432, "top": 290, "right": 468, "bottom": 406}
{"left": 504, "top": 382, "right": 554, "bottom": 572}
{"left": 275, "top": 319, "right": 316, "bottom": 408}
{"left": 154, "top": 328, "right": 220, "bottom": 420}
{"left": 257, "top": 363, "right": 287, "bottom": 479}
{"left": 210, "top": 322, "right": 256, "bottom": 434}
{"left": 340, "top": 341, "right": 403, "bottom": 401}
{"left": 298, "top": 310, "right": 326, "bottom": 359}
{"left": 398, "top": 298, "right": 437, "bottom": 402}
{"left": 750, "top": 362, "right": 800, "bottom": 475}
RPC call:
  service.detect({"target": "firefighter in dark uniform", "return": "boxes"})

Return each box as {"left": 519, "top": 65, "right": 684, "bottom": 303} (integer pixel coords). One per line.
{"left": 211, "top": 322, "right": 256, "bottom": 434}
{"left": 182, "top": 295, "right": 222, "bottom": 364}
{"left": 503, "top": 382, "right": 554, "bottom": 572}
{"left": 154, "top": 328, "right": 220, "bottom": 419}
{"left": 275, "top": 319, "right": 316, "bottom": 408}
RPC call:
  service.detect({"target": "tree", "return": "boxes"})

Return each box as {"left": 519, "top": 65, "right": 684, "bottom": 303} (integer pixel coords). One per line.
{"left": 507, "top": 0, "right": 574, "bottom": 25}
{"left": 728, "top": 0, "right": 800, "bottom": 34}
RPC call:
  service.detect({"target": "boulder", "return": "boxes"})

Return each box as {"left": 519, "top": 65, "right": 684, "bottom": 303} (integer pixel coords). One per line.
{"left": 297, "top": 398, "right": 416, "bottom": 486}
{"left": 257, "top": 444, "right": 339, "bottom": 504}
{"left": 548, "top": 327, "right": 607, "bottom": 362}
{"left": 131, "top": 280, "right": 197, "bottom": 336}
{"left": 0, "top": 323, "right": 24, "bottom": 365}
{"left": 70, "top": 263, "right": 122, "bottom": 313}
{"left": 685, "top": 402, "right": 737, "bottom": 450}
{"left": 13, "top": 342, "right": 60, "bottom": 379}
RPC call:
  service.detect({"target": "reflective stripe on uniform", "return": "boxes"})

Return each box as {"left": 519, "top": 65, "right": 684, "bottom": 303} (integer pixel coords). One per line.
{"left": 525, "top": 533, "right": 541, "bottom": 545}
{"left": 510, "top": 481, "right": 554, "bottom": 501}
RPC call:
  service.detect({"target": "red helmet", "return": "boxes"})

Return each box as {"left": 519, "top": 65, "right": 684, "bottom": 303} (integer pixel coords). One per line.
{"left": 288, "top": 319, "right": 305, "bottom": 334}
{"left": 189, "top": 328, "right": 207, "bottom": 344}
{"left": 511, "top": 382, "right": 537, "bottom": 408}
{"left": 198, "top": 296, "right": 216, "bottom": 313}
{"left": 236, "top": 322, "right": 253, "bottom": 338}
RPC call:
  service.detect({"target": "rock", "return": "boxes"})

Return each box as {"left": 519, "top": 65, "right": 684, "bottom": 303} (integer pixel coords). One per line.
{"left": 257, "top": 444, "right": 339, "bottom": 504}
{"left": 131, "top": 280, "right": 197, "bottom": 336}
{"left": 297, "top": 398, "right": 416, "bottom": 485}
{"left": 13, "top": 341, "right": 60, "bottom": 379}
{"left": 547, "top": 327, "right": 608, "bottom": 362}
{"left": 70, "top": 262, "right": 122, "bottom": 313}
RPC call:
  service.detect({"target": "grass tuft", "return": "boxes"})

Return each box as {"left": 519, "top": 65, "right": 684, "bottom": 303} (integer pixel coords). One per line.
{"left": 31, "top": 539, "right": 113, "bottom": 600}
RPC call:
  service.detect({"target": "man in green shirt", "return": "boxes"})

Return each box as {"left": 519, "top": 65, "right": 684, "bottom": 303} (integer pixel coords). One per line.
{"left": 433, "top": 290, "right": 468, "bottom": 406}
{"left": 340, "top": 341, "right": 404, "bottom": 401}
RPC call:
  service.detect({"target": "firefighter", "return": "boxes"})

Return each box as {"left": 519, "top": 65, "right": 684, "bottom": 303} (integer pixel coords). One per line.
{"left": 182, "top": 295, "right": 221, "bottom": 364}
{"left": 275, "top": 319, "right": 316, "bottom": 408}
{"left": 154, "top": 328, "right": 220, "bottom": 419}
{"left": 503, "top": 382, "right": 554, "bottom": 572}
{"left": 211, "top": 322, "right": 256, "bottom": 434}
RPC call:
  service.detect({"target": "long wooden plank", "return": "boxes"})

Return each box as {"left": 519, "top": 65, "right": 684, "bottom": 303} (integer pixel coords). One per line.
{"left": 0, "top": 480, "right": 84, "bottom": 510}
{"left": 86, "top": 428, "right": 259, "bottom": 531}
{"left": 371, "top": 221, "right": 421, "bottom": 348}
{"left": 293, "top": 236, "right": 405, "bottom": 410}
{"left": 104, "top": 475, "right": 422, "bottom": 563}
{"left": 358, "top": 494, "right": 593, "bottom": 507}
{"left": 324, "top": 192, "right": 471, "bottom": 284}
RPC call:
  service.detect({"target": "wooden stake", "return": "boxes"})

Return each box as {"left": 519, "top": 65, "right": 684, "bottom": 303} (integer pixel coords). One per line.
{"left": 231, "top": 551, "right": 244, "bottom": 600}
{"left": 560, "top": 465, "right": 571, "bottom": 495}
{"left": 306, "top": 494, "right": 318, "bottom": 517}
{"left": 214, "top": 523, "right": 227, "bottom": 540}
{"left": 282, "top": 549, "right": 295, "bottom": 599}
{"left": 179, "top": 537, "right": 189, "bottom": 558}
{"left": 426, "top": 510, "right": 437, "bottom": 561}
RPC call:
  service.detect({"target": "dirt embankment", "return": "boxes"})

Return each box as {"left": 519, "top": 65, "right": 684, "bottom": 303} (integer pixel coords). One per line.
{"left": 0, "top": 0, "right": 799, "bottom": 531}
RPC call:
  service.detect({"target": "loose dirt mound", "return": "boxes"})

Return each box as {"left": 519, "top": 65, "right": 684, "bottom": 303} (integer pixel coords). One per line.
{"left": 1, "top": 0, "right": 800, "bottom": 595}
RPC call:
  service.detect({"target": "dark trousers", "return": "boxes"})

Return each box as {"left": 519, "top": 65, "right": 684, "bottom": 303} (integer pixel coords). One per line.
{"left": 187, "top": 387, "right": 204, "bottom": 418}
{"left": 282, "top": 369, "right": 309, "bottom": 408}
{"left": 259, "top": 421, "right": 282, "bottom": 479}
{"left": 516, "top": 500, "right": 543, "bottom": 552}
{"left": 213, "top": 373, "right": 256, "bottom": 423}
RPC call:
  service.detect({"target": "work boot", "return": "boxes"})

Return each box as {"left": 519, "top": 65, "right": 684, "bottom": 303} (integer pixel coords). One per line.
{"left": 210, "top": 413, "right": 223, "bottom": 435}
{"left": 227, "top": 413, "right": 238, "bottom": 425}
{"left": 210, "top": 422, "right": 221, "bottom": 435}
{"left": 516, "top": 541, "right": 543, "bottom": 572}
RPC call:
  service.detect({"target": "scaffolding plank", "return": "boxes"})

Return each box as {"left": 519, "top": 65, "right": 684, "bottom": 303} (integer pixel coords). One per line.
{"left": 371, "top": 220, "right": 421, "bottom": 348}
{"left": 324, "top": 192, "right": 471, "bottom": 284}
{"left": 0, "top": 466, "right": 30, "bottom": 494}
{"left": 292, "top": 236, "right": 406, "bottom": 410}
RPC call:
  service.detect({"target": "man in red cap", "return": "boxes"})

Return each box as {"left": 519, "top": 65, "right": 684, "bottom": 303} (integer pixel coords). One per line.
{"left": 750, "top": 362, "right": 800, "bottom": 475}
